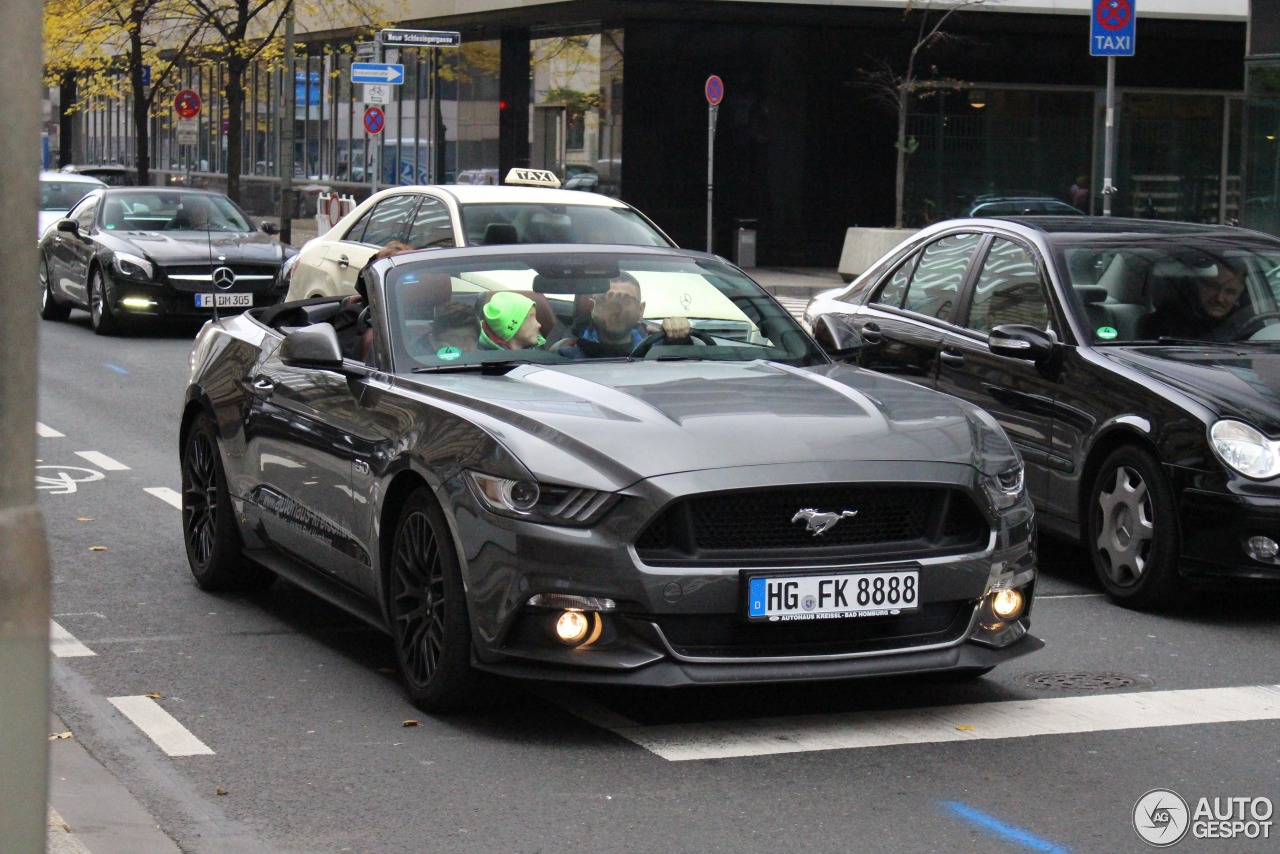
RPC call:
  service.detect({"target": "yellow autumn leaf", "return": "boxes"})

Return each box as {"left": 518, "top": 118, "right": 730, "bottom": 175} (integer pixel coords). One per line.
{"left": 144, "top": 693, "right": 162, "bottom": 700}
{"left": 955, "top": 725, "right": 975, "bottom": 731}
{"left": 89, "top": 546, "right": 107, "bottom": 551}
{"left": 48, "top": 731, "right": 73, "bottom": 740}
{"left": 76, "top": 517, "right": 94, "bottom": 522}
{"left": 215, "top": 788, "right": 228, "bottom": 796}
{"left": 402, "top": 720, "right": 420, "bottom": 728}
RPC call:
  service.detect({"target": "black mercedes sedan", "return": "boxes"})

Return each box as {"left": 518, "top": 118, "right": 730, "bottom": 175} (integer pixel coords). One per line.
{"left": 181, "top": 244, "right": 1040, "bottom": 711}
{"left": 38, "top": 187, "right": 294, "bottom": 334}
{"left": 806, "top": 216, "right": 1280, "bottom": 609}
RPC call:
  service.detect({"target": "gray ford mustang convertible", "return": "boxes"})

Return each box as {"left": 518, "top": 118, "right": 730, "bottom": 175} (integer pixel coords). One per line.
{"left": 180, "top": 244, "right": 1041, "bottom": 711}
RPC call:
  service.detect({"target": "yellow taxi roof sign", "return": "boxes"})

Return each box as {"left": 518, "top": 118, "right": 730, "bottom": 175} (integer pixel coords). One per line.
{"left": 504, "top": 168, "right": 562, "bottom": 188}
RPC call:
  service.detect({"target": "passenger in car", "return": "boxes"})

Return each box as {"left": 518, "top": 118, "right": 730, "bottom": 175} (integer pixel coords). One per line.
{"left": 422, "top": 301, "right": 480, "bottom": 355}
{"left": 1136, "top": 262, "right": 1251, "bottom": 342}
{"left": 479, "top": 291, "right": 545, "bottom": 350}
{"left": 556, "top": 273, "right": 690, "bottom": 358}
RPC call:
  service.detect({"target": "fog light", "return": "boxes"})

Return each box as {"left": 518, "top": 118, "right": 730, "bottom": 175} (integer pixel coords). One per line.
{"left": 555, "top": 610, "right": 590, "bottom": 644}
{"left": 120, "top": 297, "right": 155, "bottom": 310}
{"left": 990, "top": 588, "right": 1024, "bottom": 620}
{"left": 1247, "top": 535, "right": 1280, "bottom": 560}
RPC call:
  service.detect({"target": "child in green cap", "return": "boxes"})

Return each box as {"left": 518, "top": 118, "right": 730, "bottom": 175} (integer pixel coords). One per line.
{"left": 479, "top": 291, "right": 545, "bottom": 350}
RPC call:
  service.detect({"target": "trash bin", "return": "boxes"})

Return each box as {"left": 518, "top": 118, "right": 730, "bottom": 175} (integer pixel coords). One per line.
{"left": 734, "top": 219, "right": 758, "bottom": 268}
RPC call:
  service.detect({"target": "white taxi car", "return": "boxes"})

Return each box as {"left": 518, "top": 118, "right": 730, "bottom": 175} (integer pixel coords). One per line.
{"left": 283, "top": 169, "right": 675, "bottom": 301}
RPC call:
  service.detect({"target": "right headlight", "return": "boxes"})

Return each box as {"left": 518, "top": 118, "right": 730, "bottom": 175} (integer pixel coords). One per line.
{"left": 981, "top": 463, "right": 1026, "bottom": 511}
{"left": 1210, "top": 419, "right": 1280, "bottom": 479}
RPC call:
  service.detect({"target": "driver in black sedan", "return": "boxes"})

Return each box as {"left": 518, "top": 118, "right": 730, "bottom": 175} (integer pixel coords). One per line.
{"left": 1137, "top": 261, "right": 1252, "bottom": 342}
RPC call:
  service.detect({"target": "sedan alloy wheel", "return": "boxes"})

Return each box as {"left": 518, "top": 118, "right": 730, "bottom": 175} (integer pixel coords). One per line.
{"left": 89, "top": 268, "right": 120, "bottom": 335}
{"left": 40, "top": 256, "right": 71, "bottom": 321}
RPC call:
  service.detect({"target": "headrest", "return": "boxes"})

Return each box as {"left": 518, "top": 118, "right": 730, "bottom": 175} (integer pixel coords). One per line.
{"left": 399, "top": 273, "right": 452, "bottom": 319}
{"left": 1075, "top": 285, "right": 1108, "bottom": 304}
{"left": 483, "top": 223, "right": 518, "bottom": 245}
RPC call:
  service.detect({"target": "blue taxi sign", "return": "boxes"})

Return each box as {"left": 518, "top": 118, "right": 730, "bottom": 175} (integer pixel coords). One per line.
{"left": 1091, "top": 0, "right": 1136, "bottom": 57}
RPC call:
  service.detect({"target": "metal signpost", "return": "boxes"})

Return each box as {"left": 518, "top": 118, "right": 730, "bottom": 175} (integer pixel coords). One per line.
{"left": 364, "top": 105, "right": 385, "bottom": 192}
{"left": 1091, "top": 0, "right": 1136, "bottom": 216}
{"left": 705, "top": 75, "right": 724, "bottom": 253}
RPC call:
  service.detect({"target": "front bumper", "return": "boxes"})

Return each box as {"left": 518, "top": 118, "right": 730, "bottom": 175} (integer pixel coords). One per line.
{"left": 450, "top": 460, "right": 1039, "bottom": 687}
{"left": 1177, "top": 485, "right": 1280, "bottom": 583}
{"left": 107, "top": 272, "right": 284, "bottom": 320}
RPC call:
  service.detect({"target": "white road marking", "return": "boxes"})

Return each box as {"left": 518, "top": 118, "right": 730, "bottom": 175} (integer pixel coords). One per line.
{"left": 49, "top": 621, "right": 96, "bottom": 658}
{"left": 108, "top": 696, "right": 214, "bottom": 757}
{"left": 604, "top": 684, "right": 1280, "bottom": 761}
{"left": 144, "top": 487, "right": 182, "bottom": 509}
{"left": 74, "top": 451, "right": 130, "bottom": 471}
{"left": 37, "top": 422, "right": 65, "bottom": 438}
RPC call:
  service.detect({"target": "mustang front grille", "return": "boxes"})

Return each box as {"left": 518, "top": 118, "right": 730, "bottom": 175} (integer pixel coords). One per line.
{"left": 635, "top": 485, "right": 989, "bottom": 563}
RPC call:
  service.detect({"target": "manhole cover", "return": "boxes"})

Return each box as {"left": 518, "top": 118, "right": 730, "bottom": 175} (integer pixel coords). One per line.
{"left": 1015, "top": 671, "right": 1151, "bottom": 691}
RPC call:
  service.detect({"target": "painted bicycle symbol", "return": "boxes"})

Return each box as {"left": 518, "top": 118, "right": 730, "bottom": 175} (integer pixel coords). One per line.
{"left": 1096, "top": 0, "right": 1132, "bottom": 30}
{"left": 35, "top": 465, "right": 105, "bottom": 495}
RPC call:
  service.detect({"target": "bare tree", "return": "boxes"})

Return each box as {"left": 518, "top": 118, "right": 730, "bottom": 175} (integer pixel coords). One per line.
{"left": 857, "top": 0, "right": 995, "bottom": 227}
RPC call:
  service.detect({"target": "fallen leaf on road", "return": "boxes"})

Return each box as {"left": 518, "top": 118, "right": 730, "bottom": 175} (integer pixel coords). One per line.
{"left": 76, "top": 517, "right": 94, "bottom": 522}
{"left": 402, "top": 720, "right": 420, "bottom": 727}
{"left": 215, "top": 788, "right": 228, "bottom": 796}
{"left": 955, "top": 725, "right": 975, "bottom": 731}
{"left": 48, "top": 731, "right": 73, "bottom": 740}
{"left": 144, "top": 693, "right": 163, "bottom": 700}
{"left": 89, "top": 546, "right": 107, "bottom": 551}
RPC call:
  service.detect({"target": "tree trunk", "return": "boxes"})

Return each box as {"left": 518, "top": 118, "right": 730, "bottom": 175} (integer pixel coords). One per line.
{"left": 224, "top": 58, "right": 246, "bottom": 202}
{"left": 895, "top": 89, "right": 908, "bottom": 229}
{"left": 130, "top": 30, "right": 150, "bottom": 186}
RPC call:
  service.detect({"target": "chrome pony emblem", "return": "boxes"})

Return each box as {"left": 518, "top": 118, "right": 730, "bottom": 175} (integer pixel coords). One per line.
{"left": 791, "top": 508, "right": 857, "bottom": 536}
{"left": 212, "top": 266, "right": 237, "bottom": 289}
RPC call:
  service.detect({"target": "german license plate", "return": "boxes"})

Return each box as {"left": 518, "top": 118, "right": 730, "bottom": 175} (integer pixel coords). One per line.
{"left": 746, "top": 570, "right": 919, "bottom": 622}
{"left": 195, "top": 293, "right": 252, "bottom": 308}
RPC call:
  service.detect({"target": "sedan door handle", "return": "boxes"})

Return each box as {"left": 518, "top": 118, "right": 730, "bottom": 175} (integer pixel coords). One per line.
{"left": 939, "top": 349, "right": 965, "bottom": 368}
{"left": 860, "top": 322, "right": 883, "bottom": 344}
{"left": 337, "top": 255, "right": 350, "bottom": 268}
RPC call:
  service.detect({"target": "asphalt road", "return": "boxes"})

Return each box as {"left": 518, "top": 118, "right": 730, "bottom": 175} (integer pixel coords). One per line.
{"left": 37, "top": 307, "right": 1280, "bottom": 854}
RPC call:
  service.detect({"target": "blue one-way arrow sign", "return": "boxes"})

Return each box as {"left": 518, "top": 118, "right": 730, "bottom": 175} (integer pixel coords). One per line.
{"left": 351, "top": 62, "right": 405, "bottom": 85}
{"left": 1091, "top": 0, "right": 1136, "bottom": 57}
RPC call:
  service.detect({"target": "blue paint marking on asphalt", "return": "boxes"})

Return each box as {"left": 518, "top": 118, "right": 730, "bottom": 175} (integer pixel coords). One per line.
{"left": 104, "top": 364, "right": 129, "bottom": 374}
{"left": 942, "top": 802, "right": 1071, "bottom": 854}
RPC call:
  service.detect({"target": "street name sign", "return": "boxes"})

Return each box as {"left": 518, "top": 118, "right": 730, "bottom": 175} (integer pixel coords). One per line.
{"left": 379, "top": 29, "right": 461, "bottom": 48}
{"left": 1091, "top": 0, "right": 1136, "bottom": 57}
{"left": 351, "top": 62, "right": 405, "bottom": 85}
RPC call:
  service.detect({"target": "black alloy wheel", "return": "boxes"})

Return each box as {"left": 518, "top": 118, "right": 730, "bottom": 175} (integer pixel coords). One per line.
{"left": 89, "top": 267, "right": 121, "bottom": 335}
{"left": 181, "top": 413, "right": 273, "bottom": 591}
{"left": 39, "top": 256, "right": 71, "bottom": 321}
{"left": 1087, "top": 445, "right": 1182, "bottom": 609}
{"left": 387, "top": 489, "right": 478, "bottom": 712}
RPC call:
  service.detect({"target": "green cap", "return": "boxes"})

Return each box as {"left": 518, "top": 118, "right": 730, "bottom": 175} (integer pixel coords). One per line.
{"left": 483, "top": 291, "right": 535, "bottom": 342}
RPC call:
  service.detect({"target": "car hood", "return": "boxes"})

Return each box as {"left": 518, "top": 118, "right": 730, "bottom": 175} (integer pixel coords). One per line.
{"left": 1106, "top": 346, "right": 1280, "bottom": 433}
{"left": 409, "top": 360, "right": 1018, "bottom": 481}
{"left": 102, "top": 230, "right": 285, "bottom": 265}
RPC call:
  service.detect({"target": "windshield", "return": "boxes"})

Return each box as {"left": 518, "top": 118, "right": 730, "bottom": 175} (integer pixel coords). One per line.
{"left": 1057, "top": 236, "right": 1280, "bottom": 345}
{"left": 379, "top": 251, "right": 826, "bottom": 371}
{"left": 458, "top": 203, "right": 671, "bottom": 247}
{"left": 101, "top": 192, "right": 252, "bottom": 232}
{"left": 40, "top": 179, "right": 104, "bottom": 212}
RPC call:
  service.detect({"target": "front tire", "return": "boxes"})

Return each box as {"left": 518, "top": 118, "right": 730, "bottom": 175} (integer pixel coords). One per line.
{"left": 40, "top": 256, "right": 71, "bottom": 321}
{"left": 387, "top": 489, "right": 479, "bottom": 712}
{"left": 181, "top": 413, "right": 274, "bottom": 592}
{"left": 89, "top": 267, "right": 122, "bottom": 336}
{"left": 1087, "top": 445, "right": 1182, "bottom": 609}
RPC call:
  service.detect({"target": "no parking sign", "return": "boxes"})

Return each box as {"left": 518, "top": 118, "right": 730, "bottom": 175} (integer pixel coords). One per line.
{"left": 1091, "top": 0, "right": 1136, "bottom": 56}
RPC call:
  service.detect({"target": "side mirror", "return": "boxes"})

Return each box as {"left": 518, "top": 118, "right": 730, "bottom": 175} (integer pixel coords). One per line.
{"left": 989, "top": 324, "right": 1056, "bottom": 361}
{"left": 260, "top": 221, "right": 280, "bottom": 236}
{"left": 280, "top": 323, "right": 344, "bottom": 370}
{"left": 811, "top": 313, "right": 864, "bottom": 359}
{"left": 56, "top": 219, "right": 79, "bottom": 234}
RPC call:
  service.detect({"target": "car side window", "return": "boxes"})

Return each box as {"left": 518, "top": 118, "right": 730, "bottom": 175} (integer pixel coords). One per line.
{"left": 965, "top": 238, "right": 1050, "bottom": 335}
{"left": 900, "top": 233, "right": 982, "bottom": 322}
{"left": 871, "top": 255, "right": 917, "bottom": 309}
{"left": 351, "top": 194, "right": 420, "bottom": 246}
{"left": 405, "top": 196, "right": 456, "bottom": 250}
{"left": 74, "top": 198, "right": 99, "bottom": 232}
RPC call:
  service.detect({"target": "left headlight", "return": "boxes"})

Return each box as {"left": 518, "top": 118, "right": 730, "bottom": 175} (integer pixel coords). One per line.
{"left": 464, "top": 470, "right": 615, "bottom": 526}
{"left": 1211, "top": 419, "right": 1280, "bottom": 479}
{"left": 981, "top": 463, "right": 1025, "bottom": 511}
{"left": 111, "top": 251, "right": 154, "bottom": 281}
{"left": 276, "top": 252, "right": 300, "bottom": 291}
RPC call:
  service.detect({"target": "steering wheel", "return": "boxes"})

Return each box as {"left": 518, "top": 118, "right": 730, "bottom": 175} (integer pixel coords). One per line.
{"left": 1239, "top": 311, "right": 1280, "bottom": 339}
{"left": 629, "top": 328, "right": 718, "bottom": 358}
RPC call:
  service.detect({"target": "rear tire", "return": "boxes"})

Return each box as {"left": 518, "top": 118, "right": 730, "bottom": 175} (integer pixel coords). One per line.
{"left": 387, "top": 489, "right": 480, "bottom": 713}
{"left": 181, "top": 413, "right": 274, "bottom": 592}
{"left": 40, "top": 257, "right": 71, "bottom": 321}
{"left": 1087, "top": 445, "right": 1182, "bottom": 609}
